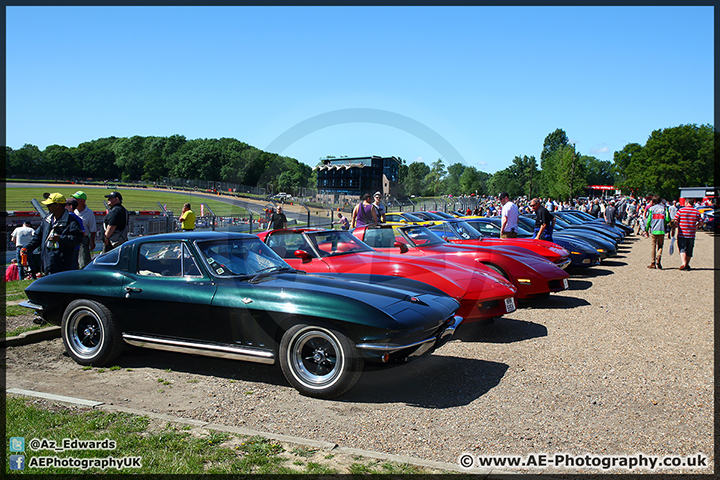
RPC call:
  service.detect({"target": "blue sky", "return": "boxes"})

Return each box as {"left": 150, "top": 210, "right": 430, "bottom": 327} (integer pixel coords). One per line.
{"left": 5, "top": 5, "right": 714, "bottom": 174}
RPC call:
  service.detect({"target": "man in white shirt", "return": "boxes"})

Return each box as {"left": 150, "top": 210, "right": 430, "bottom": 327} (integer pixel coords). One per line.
{"left": 72, "top": 191, "right": 97, "bottom": 269}
{"left": 11, "top": 221, "right": 36, "bottom": 279}
{"left": 499, "top": 192, "right": 519, "bottom": 238}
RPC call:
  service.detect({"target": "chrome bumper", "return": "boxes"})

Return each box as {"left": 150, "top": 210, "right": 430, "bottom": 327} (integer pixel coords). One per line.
{"left": 356, "top": 315, "right": 463, "bottom": 355}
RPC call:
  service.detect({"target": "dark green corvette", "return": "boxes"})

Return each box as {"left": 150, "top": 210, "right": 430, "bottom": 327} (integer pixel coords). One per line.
{"left": 22, "top": 232, "right": 461, "bottom": 399}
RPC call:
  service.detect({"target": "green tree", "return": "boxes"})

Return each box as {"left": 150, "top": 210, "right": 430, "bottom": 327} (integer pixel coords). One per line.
{"left": 507, "top": 155, "right": 539, "bottom": 197}
{"left": 540, "top": 145, "right": 587, "bottom": 201}
{"left": 541, "top": 128, "right": 569, "bottom": 162}
{"left": 615, "top": 124, "right": 714, "bottom": 199}
{"left": 405, "top": 161, "right": 430, "bottom": 197}
{"left": 444, "top": 163, "right": 466, "bottom": 195}
{"left": 423, "top": 159, "right": 447, "bottom": 196}
{"left": 43, "top": 145, "right": 76, "bottom": 180}
{"left": 584, "top": 157, "right": 614, "bottom": 186}
{"left": 7, "top": 144, "right": 44, "bottom": 177}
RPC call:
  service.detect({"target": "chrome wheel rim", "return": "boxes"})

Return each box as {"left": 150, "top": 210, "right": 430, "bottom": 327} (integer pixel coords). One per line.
{"left": 66, "top": 308, "right": 104, "bottom": 359}
{"left": 289, "top": 329, "right": 343, "bottom": 388}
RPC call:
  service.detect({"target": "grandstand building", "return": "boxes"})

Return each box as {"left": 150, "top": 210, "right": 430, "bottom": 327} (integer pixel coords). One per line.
{"left": 314, "top": 156, "right": 400, "bottom": 201}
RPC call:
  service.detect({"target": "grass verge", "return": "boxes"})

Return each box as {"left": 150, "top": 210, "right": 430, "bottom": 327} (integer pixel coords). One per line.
{"left": 5, "top": 396, "right": 444, "bottom": 475}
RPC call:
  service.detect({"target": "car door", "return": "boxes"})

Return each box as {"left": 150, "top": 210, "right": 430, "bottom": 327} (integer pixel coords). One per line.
{"left": 120, "top": 240, "right": 220, "bottom": 342}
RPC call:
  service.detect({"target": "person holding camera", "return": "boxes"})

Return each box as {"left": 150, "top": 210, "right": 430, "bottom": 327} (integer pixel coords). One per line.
{"left": 22, "top": 193, "right": 83, "bottom": 275}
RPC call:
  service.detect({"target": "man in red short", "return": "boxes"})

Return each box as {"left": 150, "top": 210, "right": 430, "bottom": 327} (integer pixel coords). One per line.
{"left": 671, "top": 199, "right": 703, "bottom": 270}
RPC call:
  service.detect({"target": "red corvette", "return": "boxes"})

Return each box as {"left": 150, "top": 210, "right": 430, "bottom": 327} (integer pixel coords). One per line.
{"left": 256, "top": 229, "right": 518, "bottom": 323}
{"left": 352, "top": 224, "right": 570, "bottom": 300}
{"left": 426, "top": 219, "right": 572, "bottom": 269}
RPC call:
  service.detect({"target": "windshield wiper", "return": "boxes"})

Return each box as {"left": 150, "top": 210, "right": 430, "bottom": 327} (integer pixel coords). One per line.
{"left": 249, "top": 265, "right": 294, "bottom": 284}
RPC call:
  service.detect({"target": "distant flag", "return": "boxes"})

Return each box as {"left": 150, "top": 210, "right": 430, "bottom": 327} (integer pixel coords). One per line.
{"left": 201, "top": 204, "right": 204, "bottom": 217}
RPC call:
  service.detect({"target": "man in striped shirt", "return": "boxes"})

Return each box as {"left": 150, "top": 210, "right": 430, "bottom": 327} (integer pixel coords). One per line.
{"left": 671, "top": 199, "right": 703, "bottom": 270}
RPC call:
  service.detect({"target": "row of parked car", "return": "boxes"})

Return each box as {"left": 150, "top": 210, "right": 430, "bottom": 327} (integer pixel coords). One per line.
{"left": 21, "top": 210, "right": 628, "bottom": 399}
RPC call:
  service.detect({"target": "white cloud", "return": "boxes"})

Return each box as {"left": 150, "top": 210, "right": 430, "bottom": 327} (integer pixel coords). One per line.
{"left": 590, "top": 146, "right": 610, "bottom": 155}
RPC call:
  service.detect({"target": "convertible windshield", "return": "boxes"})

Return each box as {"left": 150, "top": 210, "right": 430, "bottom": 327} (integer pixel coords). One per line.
{"left": 196, "top": 238, "right": 290, "bottom": 277}
{"left": 306, "top": 231, "right": 373, "bottom": 257}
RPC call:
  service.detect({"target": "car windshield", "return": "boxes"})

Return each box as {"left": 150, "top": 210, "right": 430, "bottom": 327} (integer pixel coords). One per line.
{"left": 306, "top": 231, "right": 373, "bottom": 257}
{"left": 447, "top": 221, "right": 485, "bottom": 239}
{"left": 196, "top": 237, "right": 291, "bottom": 277}
{"left": 393, "top": 212, "right": 424, "bottom": 222}
{"left": 398, "top": 225, "right": 447, "bottom": 247}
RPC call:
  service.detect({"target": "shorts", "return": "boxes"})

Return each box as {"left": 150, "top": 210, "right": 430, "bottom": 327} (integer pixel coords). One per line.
{"left": 677, "top": 237, "right": 695, "bottom": 257}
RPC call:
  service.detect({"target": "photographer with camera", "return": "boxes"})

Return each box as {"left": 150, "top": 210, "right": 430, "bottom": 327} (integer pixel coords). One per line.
{"left": 22, "top": 193, "right": 84, "bottom": 275}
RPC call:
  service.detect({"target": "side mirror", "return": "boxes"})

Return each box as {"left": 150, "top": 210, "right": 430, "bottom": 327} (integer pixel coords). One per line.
{"left": 294, "top": 250, "right": 312, "bottom": 264}
{"left": 393, "top": 242, "right": 408, "bottom": 254}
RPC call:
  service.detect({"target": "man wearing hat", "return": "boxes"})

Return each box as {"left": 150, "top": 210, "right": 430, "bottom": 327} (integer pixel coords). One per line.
{"left": 499, "top": 192, "right": 519, "bottom": 238}
{"left": 22, "top": 193, "right": 83, "bottom": 275}
{"left": 103, "top": 192, "right": 130, "bottom": 252}
{"left": 72, "top": 191, "right": 97, "bottom": 268}
{"left": 372, "top": 192, "right": 386, "bottom": 223}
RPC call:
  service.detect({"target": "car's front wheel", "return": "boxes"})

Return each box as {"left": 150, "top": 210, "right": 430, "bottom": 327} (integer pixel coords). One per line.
{"left": 279, "top": 323, "right": 363, "bottom": 399}
{"left": 61, "top": 299, "right": 123, "bottom": 366}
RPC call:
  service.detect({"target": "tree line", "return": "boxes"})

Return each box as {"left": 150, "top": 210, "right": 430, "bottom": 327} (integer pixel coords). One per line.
{"left": 4, "top": 135, "right": 314, "bottom": 193}
{"left": 395, "top": 123, "right": 715, "bottom": 201}
{"left": 4, "top": 123, "right": 714, "bottom": 202}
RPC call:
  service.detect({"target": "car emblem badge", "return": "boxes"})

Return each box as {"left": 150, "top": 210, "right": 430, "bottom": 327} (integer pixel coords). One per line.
{"left": 241, "top": 298, "right": 253, "bottom": 304}
{"left": 410, "top": 297, "right": 419, "bottom": 302}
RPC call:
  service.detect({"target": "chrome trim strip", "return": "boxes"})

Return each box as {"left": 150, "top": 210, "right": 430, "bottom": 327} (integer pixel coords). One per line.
{"left": 19, "top": 300, "right": 43, "bottom": 311}
{"left": 356, "top": 315, "right": 462, "bottom": 352}
{"left": 122, "top": 333, "right": 275, "bottom": 365}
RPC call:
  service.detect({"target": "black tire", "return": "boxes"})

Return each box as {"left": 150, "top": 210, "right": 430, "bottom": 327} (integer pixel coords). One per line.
{"left": 279, "top": 323, "right": 364, "bottom": 399}
{"left": 61, "top": 299, "right": 123, "bottom": 366}
{"left": 483, "top": 263, "right": 510, "bottom": 281}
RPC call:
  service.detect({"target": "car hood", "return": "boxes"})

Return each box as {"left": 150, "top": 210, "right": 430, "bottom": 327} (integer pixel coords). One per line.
{"left": 214, "top": 272, "right": 460, "bottom": 331}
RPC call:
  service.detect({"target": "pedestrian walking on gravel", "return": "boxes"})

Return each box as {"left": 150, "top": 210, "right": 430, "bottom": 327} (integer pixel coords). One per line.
{"left": 671, "top": 198, "right": 703, "bottom": 271}
{"left": 646, "top": 195, "right": 671, "bottom": 269}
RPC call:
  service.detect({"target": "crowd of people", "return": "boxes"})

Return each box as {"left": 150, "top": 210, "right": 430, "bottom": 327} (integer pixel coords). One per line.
{"left": 461, "top": 193, "right": 711, "bottom": 271}
{"left": 8, "top": 191, "right": 130, "bottom": 280}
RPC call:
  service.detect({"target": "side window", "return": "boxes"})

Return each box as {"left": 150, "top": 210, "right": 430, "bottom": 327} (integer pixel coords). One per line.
{"left": 138, "top": 242, "right": 200, "bottom": 277}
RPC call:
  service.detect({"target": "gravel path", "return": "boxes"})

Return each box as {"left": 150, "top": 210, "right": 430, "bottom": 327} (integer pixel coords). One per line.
{"left": 5, "top": 230, "right": 714, "bottom": 475}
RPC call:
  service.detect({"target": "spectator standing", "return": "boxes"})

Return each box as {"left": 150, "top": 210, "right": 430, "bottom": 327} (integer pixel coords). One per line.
{"left": 545, "top": 197, "right": 555, "bottom": 212}
{"left": 603, "top": 200, "right": 617, "bottom": 225}
{"left": 267, "top": 205, "right": 288, "bottom": 231}
{"left": 71, "top": 191, "right": 97, "bottom": 269}
{"left": 590, "top": 199, "right": 601, "bottom": 218}
{"left": 22, "top": 193, "right": 83, "bottom": 275}
{"left": 529, "top": 197, "right": 554, "bottom": 242}
{"left": 668, "top": 200, "right": 679, "bottom": 221}
{"left": 672, "top": 199, "right": 703, "bottom": 270}
{"left": 372, "top": 192, "right": 386, "bottom": 223}
{"left": 498, "top": 192, "right": 519, "bottom": 238}
{"left": 352, "top": 194, "right": 377, "bottom": 228}
{"left": 645, "top": 195, "right": 671, "bottom": 269}
{"left": 179, "top": 203, "right": 196, "bottom": 231}
{"left": 103, "top": 192, "right": 130, "bottom": 253}
{"left": 627, "top": 200, "right": 638, "bottom": 228}
{"left": 11, "top": 221, "right": 35, "bottom": 279}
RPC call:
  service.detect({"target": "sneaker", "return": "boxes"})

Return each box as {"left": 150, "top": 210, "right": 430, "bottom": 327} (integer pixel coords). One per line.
{"left": 647, "top": 264, "right": 656, "bottom": 269}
